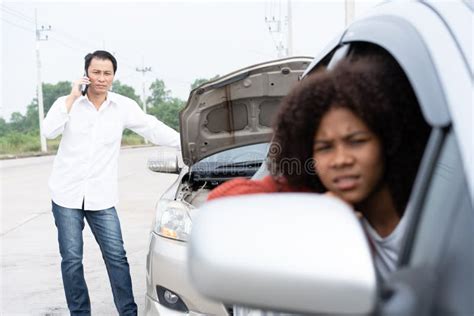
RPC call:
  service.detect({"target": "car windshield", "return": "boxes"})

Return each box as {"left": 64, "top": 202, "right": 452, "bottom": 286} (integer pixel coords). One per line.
{"left": 190, "top": 143, "right": 269, "bottom": 181}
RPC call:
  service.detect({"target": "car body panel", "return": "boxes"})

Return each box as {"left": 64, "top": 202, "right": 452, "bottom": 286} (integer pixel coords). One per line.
{"left": 180, "top": 57, "right": 312, "bottom": 166}
{"left": 186, "top": 1, "right": 473, "bottom": 313}
{"left": 189, "top": 194, "right": 377, "bottom": 315}
{"left": 301, "top": 1, "right": 473, "bottom": 200}
{"left": 147, "top": 1, "right": 472, "bottom": 315}
{"left": 349, "top": 0, "right": 473, "bottom": 199}
{"left": 146, "top": 232, "right": 228, "bottom": 316}
{"left": 425, "top": 0, "right": 472, "bottom": 75}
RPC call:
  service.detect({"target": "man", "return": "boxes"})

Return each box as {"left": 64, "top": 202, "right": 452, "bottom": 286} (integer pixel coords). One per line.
{"left": 42, "top": 50, "right": 180, "bottom": 315}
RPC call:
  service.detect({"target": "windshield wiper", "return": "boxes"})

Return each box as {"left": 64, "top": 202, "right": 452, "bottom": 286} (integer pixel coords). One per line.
{"left": 216, "top": 160, "right": 263, "bottom": 169}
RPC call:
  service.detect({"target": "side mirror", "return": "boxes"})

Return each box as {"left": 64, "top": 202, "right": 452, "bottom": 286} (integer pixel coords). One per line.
{"left": 188, "top": 193, "right": 377, "bottom": 315}
{"left": 147, "top": 147, "right": 181, "bottom": 174}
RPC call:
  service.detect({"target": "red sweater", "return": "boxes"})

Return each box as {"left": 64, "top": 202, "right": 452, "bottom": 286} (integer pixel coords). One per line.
{"left": 207, "top": 175, "right": 311, "bottom": 201}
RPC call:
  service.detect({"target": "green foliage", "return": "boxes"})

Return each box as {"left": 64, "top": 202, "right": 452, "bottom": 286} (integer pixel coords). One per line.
{"left": 148, "top": 97, "right": 185, "bottom": 131}
{"left": 0, "top": 131, "right": 62, "bottom": 155}
{"left": 7, "top": 81, "right": 72, "bottom": 134}
{"left": 112, "top": 80, "right": 142, "bottom": 105}
{"left": 190, "top": 75, "right": 220, "bottom": 90}
{"left": 42, "top": 81, "right": 72, "bottom": 114}
{"left": 147, "top": 79, "right": 171, "bottom": 105}
{"left": 8, "top": 111, "right": 30, "bottom": 133}
{"left": 0, "top": 131, "right": 41, "bottom": 154}
{"left": 0, "top": 118, "right": 7, "bottom": 136}
{"left": 146, "top": 79, "right": 185, "bottom": 131}
{"left": 121, "top": 132, "right": 145, "bottom": 146}
{"left": 0, "top": 76, "right": 207, "bottom": 154}
{"left": 0, "top": 81, "right": 70, "bottom": 154}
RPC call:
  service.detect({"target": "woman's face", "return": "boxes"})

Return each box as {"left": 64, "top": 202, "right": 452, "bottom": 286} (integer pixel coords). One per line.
{"left": 313, "top": 107, "right": 384, "bottom": 205}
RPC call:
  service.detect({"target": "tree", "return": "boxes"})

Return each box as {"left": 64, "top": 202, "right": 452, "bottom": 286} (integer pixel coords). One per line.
{"left": 112, "top": 80, "right": 142, "bottom": 105}
{"left": 8, "top": 112, "right": 28, "bottom": 133}
{"left": 190, "top": 75, "right": 220, "bottom": 91}
{"left": 147, "top": 97, "right": 185, "bottom": 131}
{"left": 147, "top": 79, "right": 171, "bottom": 106}
{"left": 18, "top": 81, "right": 73, "bottom": 133}
{"left": 145, "top": 78, "right": 184, "bottom": 130}
{"left": 43, "top": 81, "right": 73, "bottom": 114}
{"left": 0, "top": 117, "right": 7, "bottom": 136}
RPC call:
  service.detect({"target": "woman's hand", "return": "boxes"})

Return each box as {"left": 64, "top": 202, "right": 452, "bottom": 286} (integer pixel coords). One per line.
{"left": 324, "top": 191, "right": 363, "bottom": 218}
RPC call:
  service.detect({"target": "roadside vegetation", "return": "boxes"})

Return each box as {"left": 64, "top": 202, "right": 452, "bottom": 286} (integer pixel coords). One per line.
{"left": 0, "top": 76, "right": 217, "bottom": 156}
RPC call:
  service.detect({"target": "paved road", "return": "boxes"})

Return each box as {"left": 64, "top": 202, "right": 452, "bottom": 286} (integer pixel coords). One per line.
{"left": 1, "top": 146, "right": 178, "bottom": 315}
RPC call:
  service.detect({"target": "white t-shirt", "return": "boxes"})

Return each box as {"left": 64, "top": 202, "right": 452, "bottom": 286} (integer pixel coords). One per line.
{"left": 360, "top": 213, "right": 409, "bottom": 281}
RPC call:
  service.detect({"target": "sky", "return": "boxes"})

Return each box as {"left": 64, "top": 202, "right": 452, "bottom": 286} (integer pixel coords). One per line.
{"left": 0, "top": 0, "right": 380, "bottom": 121}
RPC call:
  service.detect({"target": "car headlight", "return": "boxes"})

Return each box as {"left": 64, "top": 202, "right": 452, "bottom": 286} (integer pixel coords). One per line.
{"left": 154, "top": 199, "right": 193, "bottom": 242}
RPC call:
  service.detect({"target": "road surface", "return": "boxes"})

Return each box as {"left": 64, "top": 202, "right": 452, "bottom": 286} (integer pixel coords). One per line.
{"left": 1, "top": 146, "right": 178, "bottom": 315}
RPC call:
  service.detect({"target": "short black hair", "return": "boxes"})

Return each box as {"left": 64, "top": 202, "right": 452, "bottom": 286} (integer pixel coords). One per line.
{"left": 84, "top": 50, "right": 117, "bottom": 74}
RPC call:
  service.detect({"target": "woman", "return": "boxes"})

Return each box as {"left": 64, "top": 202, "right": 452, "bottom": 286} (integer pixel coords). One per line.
{"left": 208, "top": 47, "right": 430, "bottom": 280}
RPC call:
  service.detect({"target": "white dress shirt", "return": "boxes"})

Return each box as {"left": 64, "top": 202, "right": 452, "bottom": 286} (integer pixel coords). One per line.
{"left": 43, "top": 92, "right": 181, "bottom": 211}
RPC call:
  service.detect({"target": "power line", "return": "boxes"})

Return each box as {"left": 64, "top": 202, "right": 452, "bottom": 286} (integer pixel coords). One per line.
{"left": 2, "top": 4, "right": 162, "bottom": 82}
{"left": 1, "top": 4, "right": 98, "bottom": 47}
{"left": 1, "top": 4, "right": 100, "bottom": 49}
{"left": 2, "top": 3, "right": 201, "bottom": 108}
{"left": 48, "top": 34, "right": 83, "bottom": 51}
{"left": 0, "top": 4, "right": 36, "bottom": 24}
{"left": 0, "top": 4, "right": 55, "bottom": 28}
{"left": 0, "top": 17, "right": 33, "bottom": 33}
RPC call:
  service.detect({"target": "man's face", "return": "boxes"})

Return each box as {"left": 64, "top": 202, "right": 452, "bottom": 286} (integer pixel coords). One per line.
{"left": 86, "top": 57, "right": 114, "bottom": 95}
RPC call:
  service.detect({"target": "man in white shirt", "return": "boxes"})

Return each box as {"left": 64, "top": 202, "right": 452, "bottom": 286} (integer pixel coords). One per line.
{"left": 43, "top": 50, "right": 180, "bottom": 316}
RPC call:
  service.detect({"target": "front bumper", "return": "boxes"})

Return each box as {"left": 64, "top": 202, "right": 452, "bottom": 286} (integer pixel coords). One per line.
{"left": 145, "top": 294, "right": 211, "bottom": 316}
{"left": 145, "top": 232, "right": 229, "bottom": 316}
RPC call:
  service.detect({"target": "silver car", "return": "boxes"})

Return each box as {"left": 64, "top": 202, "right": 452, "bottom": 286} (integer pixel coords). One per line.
{"left": 144, "top": 57, "right": 313, "bottom": 315}
{"left": 189, "top": 1, "right": 473, "bottom": 315}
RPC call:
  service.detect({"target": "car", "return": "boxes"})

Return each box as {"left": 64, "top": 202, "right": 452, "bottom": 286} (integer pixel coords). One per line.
{"left": 188, "top": 0, "right": 473, "bottom": 315}
{"left": 144, "top": 56, "right": 313, "bottom": 315}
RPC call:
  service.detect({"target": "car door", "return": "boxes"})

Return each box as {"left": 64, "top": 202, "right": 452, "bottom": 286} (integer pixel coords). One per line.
{"left": 325, "top": 2, "right": 473, "bottom": 315}
{"left": 380, "top": 130, "right": 473, "bottom": 315}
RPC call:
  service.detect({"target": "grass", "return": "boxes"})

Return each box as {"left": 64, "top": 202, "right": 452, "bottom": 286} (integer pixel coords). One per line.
{"left": 0, "top": 132, "right": 146, "bottom": 156}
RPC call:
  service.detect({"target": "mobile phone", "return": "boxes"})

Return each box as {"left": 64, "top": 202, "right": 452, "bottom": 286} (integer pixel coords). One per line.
{"left": 81, "top": 72, "right": 89, "bottom": 96}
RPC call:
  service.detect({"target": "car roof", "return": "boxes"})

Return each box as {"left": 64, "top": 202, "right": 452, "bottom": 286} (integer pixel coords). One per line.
{"left": 306, "top": 0, "right": 473, "bottom": 200}
{"left": 424, "top": 0, "right": 473, "bottom": 76}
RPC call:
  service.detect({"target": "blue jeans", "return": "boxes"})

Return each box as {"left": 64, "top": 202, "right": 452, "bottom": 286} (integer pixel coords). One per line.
{"left": 52, "top": 201, "right": 137, "bottom": 316}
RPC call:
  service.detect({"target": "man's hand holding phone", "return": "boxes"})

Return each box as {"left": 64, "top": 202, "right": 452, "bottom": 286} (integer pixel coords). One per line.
{"left": 65, "top": 76, "right": 90, "bottom": 113}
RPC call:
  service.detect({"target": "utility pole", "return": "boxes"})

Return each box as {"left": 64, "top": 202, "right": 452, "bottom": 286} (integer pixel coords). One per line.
{"left": 345, "top": 0, "right": 355, "bottom": 26}
{"left": 136, "top": 59, "right": 151, "bottom": 144}
{"left": 265, "top": 0, "right": 292, "bottom": 58}
{"left": 286, "top": 0, "right": 293, "bottom": 56}
{"left": 35, "top": 9, "right": 51, "bottom": 153}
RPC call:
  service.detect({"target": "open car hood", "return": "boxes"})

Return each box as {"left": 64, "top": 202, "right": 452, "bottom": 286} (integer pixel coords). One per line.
{"left": 180, "top": 56, "right": 313, "bottom": 165}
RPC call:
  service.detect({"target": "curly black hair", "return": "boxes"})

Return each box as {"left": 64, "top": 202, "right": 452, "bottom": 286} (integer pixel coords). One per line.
{"left": 269, "top": 46, "right": 430, "bottom": 215}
